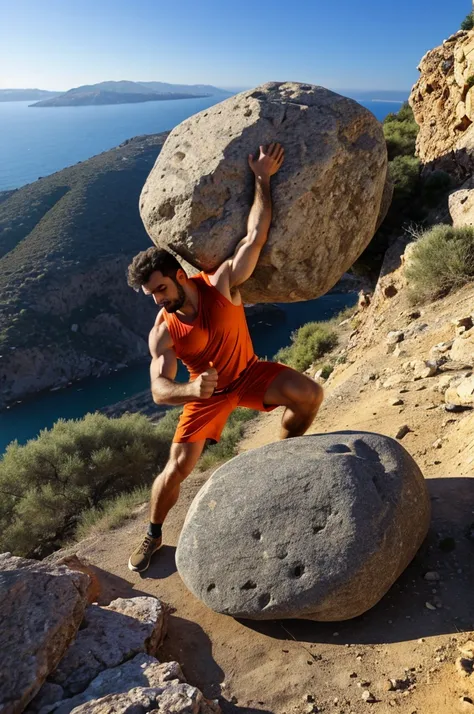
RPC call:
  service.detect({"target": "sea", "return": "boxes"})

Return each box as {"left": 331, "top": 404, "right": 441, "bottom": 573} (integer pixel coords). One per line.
{"left": 0, "top": 95, "right": 403, "bottom": 452}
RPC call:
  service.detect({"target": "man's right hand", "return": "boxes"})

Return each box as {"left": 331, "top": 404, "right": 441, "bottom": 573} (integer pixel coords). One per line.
{"left": 190, "top": 366, "right": 218, "bottom": 399}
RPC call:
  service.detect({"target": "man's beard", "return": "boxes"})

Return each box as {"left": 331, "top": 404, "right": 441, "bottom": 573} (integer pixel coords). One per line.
{"left": 164, "top": 282, "right": 186, "bottom": 313}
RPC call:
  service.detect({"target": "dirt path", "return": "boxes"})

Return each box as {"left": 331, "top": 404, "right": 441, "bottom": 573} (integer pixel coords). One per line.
{"left": 72, "top": 282, "right": 474, "bottom": 714}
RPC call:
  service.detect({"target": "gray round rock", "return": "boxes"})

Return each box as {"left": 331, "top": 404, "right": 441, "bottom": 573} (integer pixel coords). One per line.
{"left": 140, "top": 82, "right": 390, "bottom": 303}
{"left": 176, "top": 431, "right": 430, "bottom": 621}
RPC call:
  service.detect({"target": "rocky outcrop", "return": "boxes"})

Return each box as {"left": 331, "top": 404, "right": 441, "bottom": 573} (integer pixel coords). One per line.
{"left": 141, "top": 81, "right": 390, "bottom": 303}
{"left": 410, "top": 29, "right": 474, "bottom": 175}
{"left": 45, "top": 597, "right": 166, "bottom": 698}
{"left": 0, "top": 554, "right": 89, "bottom": 714}
{"left": 176, "top": 431, "right": 430, "bottom": 621}
{"left": 0, "top": 557, "right": 220, "bottom": 714}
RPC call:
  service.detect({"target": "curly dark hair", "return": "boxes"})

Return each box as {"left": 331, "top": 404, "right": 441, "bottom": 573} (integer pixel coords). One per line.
{"left": 127, "top": 247, "right": 184, "bottom": 290}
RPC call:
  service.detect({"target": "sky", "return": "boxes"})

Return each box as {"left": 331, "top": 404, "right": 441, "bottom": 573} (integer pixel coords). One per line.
{"left": 0, "top": 0, "right": 472, "bottom": 93}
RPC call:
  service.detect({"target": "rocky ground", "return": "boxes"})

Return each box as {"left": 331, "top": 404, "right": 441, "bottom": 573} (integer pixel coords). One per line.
{"left": 59, "top": 249, "right": 474, "bottom": 714}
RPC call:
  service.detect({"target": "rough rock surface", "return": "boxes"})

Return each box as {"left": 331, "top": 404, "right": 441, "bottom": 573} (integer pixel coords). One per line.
{"left": 65, "top": 683, "right": 220, "bottom": 714}
{"left": 449, "top": 178, "right": 474, "bottom": 227}
{"left": 140, "top": 82, "right": 389, "bottom": 303}
{"left": 36, "top": 654, "right": 184, "bottom": 714}
{"left": 176, "top": 432, "right": 430, "bottom": 621}
{"left": 410, "top": 29, "right": 474, "bottom": 174}
{"left": 46, "top": 597, "right": 167, "bottom": 697}
{"left": 445, "top": 374, "right": 474, "bottom": 406}
{"left": 0, "top": 553, "right": 89, "bottom": 714}
{"left": 450, "top": 331, "right": 474, "bottom": 363}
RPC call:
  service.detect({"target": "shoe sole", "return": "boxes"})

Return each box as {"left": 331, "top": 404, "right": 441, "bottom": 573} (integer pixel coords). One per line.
{"left": 127, "top": 542, "right": 163, "bottom": 573}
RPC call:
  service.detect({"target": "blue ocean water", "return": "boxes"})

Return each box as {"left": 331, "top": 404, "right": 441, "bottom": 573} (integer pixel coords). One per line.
{"left": 0, "top": 98, "right": 403, "bottom": 191}
{"left": 0, "top": 94, "right": 401, "bottom": 451}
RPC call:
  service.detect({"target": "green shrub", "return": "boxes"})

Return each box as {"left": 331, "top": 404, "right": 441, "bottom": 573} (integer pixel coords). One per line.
{"left": 383, "top": 102, "right": 418, "bottom": 160}
{"left": 405, "top": 224, "right": 474, "bottom": 303}
{"left": 389, "top": 155, "right": 421, "bottom": 202}
{"left": 275, "top": 322, "right": 338, "bottom": 372}
{"left": 461, "top": 12, "right": 474, "bottom": 30}
{"left": 320, "top": 363, "right": 334, "bottom": 379}
{"left": 0, "top": 410, "right": 180, "bottom": 558}
{"left": 197, "top": 408, "right": 258, "bottom": 471}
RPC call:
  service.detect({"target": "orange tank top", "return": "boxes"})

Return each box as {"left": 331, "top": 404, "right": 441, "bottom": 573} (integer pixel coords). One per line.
{"left": 162, "top": 272, "right": 257, "bottom": 390}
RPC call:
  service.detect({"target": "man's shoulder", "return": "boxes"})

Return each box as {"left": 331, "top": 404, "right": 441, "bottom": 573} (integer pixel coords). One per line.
{"left": 149, "top": 316, "right": 172, "bottom": 355}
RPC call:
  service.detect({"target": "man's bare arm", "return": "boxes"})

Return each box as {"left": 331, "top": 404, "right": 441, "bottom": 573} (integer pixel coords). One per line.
{"left": 150, "top": 320, "right": 217, "bottom": 405}
{"left": 213, "top": 143, "right": 284, "bottom": 291}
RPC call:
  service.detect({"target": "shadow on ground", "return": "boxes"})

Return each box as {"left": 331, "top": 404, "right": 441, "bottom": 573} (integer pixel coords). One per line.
{"left": 142, "top": 544, "right": 178, "bottom": 580}
{"left": 239, "top": 476, "right": 474, "bottom": 645}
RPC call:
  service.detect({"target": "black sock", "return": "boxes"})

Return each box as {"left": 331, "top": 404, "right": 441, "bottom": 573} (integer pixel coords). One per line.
{"left": 147, "top": 522, "right": 162, "bottom": 539}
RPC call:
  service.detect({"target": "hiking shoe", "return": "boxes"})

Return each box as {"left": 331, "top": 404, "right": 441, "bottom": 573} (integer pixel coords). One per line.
{"left": 128, "top": 535, "right": 162, "bottom": 573}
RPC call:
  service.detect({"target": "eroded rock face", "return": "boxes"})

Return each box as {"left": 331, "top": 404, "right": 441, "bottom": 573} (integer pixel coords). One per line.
{"left": 176, "top": 432, "right": 430, "bottom": 621}
{"left": 0, "top": 553, "right": 89, "bottom": 714}
{"left": 410, "top": 29, "right": 474, "bottom": 173}
{"left": 140, "top": 82, "right": 389, "bottom": 303}
{"left": 36, "top": 654, "right": 184, "bottom": 714}
{"left": 47, "top": 597, "right": 167, "bottom": 696}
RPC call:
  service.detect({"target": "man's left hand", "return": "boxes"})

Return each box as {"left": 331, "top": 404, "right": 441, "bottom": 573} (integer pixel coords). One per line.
{"left": 248, "top": 142, "right": 284, "bottom": 179}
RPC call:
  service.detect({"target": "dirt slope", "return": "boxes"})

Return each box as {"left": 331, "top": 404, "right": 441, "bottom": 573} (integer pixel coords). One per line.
{"left": 70, "top": 264, "right": 474, "bottom": 714}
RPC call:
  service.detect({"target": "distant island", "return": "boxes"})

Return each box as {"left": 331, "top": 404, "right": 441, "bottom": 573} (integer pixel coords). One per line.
{"left": 0, "top": 88, "right": 60, "bottom": 102}
{"left": 29, "top": 80, "right": 230, "bottom": 107}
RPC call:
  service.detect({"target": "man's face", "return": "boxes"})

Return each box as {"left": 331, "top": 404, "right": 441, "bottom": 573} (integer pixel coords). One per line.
{"left": 142, "top": 270, "right": 185, "bottom": 313}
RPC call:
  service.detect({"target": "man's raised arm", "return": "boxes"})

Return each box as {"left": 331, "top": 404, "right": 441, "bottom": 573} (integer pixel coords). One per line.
{"left": 214, "top": 143, "right": 284, "bottom": 290}
{"left": 150, "top": 321, "right": 217, "bottom": 405}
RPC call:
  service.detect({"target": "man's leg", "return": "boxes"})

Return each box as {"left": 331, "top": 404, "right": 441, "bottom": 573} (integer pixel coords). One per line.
{"left": 150, "top": 440, "right": 206, "bottom": 526}
{"left": 263, "top": 368, "right": 323, "bottom": 439}
{"left": 128, "top": 440, "right": 205, "bottom": 572}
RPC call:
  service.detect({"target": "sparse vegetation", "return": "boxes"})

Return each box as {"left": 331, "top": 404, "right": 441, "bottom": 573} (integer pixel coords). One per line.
{"left": 353, "top": 102, "right": 454, "bottom": 280}
{"left": 0, "top": 409, "right": 180, "bottom": 558}
{"left": 405, "top": 224, "right": 474, "bottom": 303}
{"left": 275, "top": 322, "right": 339, "bottom": 372}
{"left": 461, "top": 12, "right": 474, "bottom": 30}
{"left": 383, "top": 102, "right": 419, "bottom": 160}
{"left": 197, "top": 408, "right": 258, "bottom": 472}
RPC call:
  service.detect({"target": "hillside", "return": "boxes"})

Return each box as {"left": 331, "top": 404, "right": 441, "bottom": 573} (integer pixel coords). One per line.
{"left": 30, "top": 80, "right": 229, "bottom": 107}
{"left": 0, "top": 133, "right": 169, "bottom": 407}
{"left": 0, "top": 88, "right": 59, "bottom": 102}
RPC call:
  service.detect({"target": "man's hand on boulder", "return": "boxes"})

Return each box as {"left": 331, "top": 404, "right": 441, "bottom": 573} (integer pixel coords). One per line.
{"left": 190, "top": 365, "right": 218, "bottom": 400}
{"left": 248, "top": 142, "right": 284, "bottom": 179}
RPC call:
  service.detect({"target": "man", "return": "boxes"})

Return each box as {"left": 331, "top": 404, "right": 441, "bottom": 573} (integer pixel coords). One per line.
{"left": 127, "top": 142, "right": 323, "bottom": 573}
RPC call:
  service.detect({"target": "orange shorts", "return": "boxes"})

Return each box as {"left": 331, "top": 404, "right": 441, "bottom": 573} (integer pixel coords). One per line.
{"left": 173, "top": 360, "right": 290, "bottom": 443}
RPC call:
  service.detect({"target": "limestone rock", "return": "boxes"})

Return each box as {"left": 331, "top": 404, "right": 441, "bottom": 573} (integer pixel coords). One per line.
{"left": 0, "top": 553, "right": 89, "bottom": 714}
{"left": 140, "top": 82, "right": 390, "bottom": 303}
{"left": 449, "top": 186, "right": 474, "bottom": 227}
{"left": 412, "top": 360, "right": 438, "bottom": 380}
{"left": 39, "top": 654, "right": 185, "bottom": 714}
{"left": 450, "top": 333, "right": 474, "bottom": 363}
{"left": 409, "top": 29, "right": 474, "bottom": 172}
{"left": 445, "top": 374, "right": 474, "bottom": 406}
{"left": 176, "top": 432, "right": 430, "bottom": 621}
{"left": 47, "top": 597, "right": 167, "bottom": 696}
{"left": 65, "top": 682, "right": 220, "bottom": 714}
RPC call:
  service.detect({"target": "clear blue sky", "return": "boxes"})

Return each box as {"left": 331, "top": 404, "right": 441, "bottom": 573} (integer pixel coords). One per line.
{"left": 0, "top": 0, "right": 471, "bottom": 92}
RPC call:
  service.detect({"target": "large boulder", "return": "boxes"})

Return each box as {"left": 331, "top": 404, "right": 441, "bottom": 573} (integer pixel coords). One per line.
{"left": 0, "top": 553, "right": 89, "bottom": 714}
{"left": 140, "top": 82, "right": 390, "bottom": 303}
{"left": 176, "top": 432, "right": 430, "bottom": 621}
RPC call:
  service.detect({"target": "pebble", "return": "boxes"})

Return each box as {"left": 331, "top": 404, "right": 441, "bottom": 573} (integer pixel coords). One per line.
{"left": 425, "top": 601, "right": 436, "bottom": 610}
{"left": 395, "top": 424, "right": 411, "bottom": 440}
{"left": 391, "top": 398, "right": 404, "bottom": 406}
{"left": 361, "top": 690, "right": 376, "bottom": 702}
{"left": 432, "top": 439, "right": 442, "bottom": 449}
{"left": 424, "top": 571, "right": 440, "bottom": 581}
